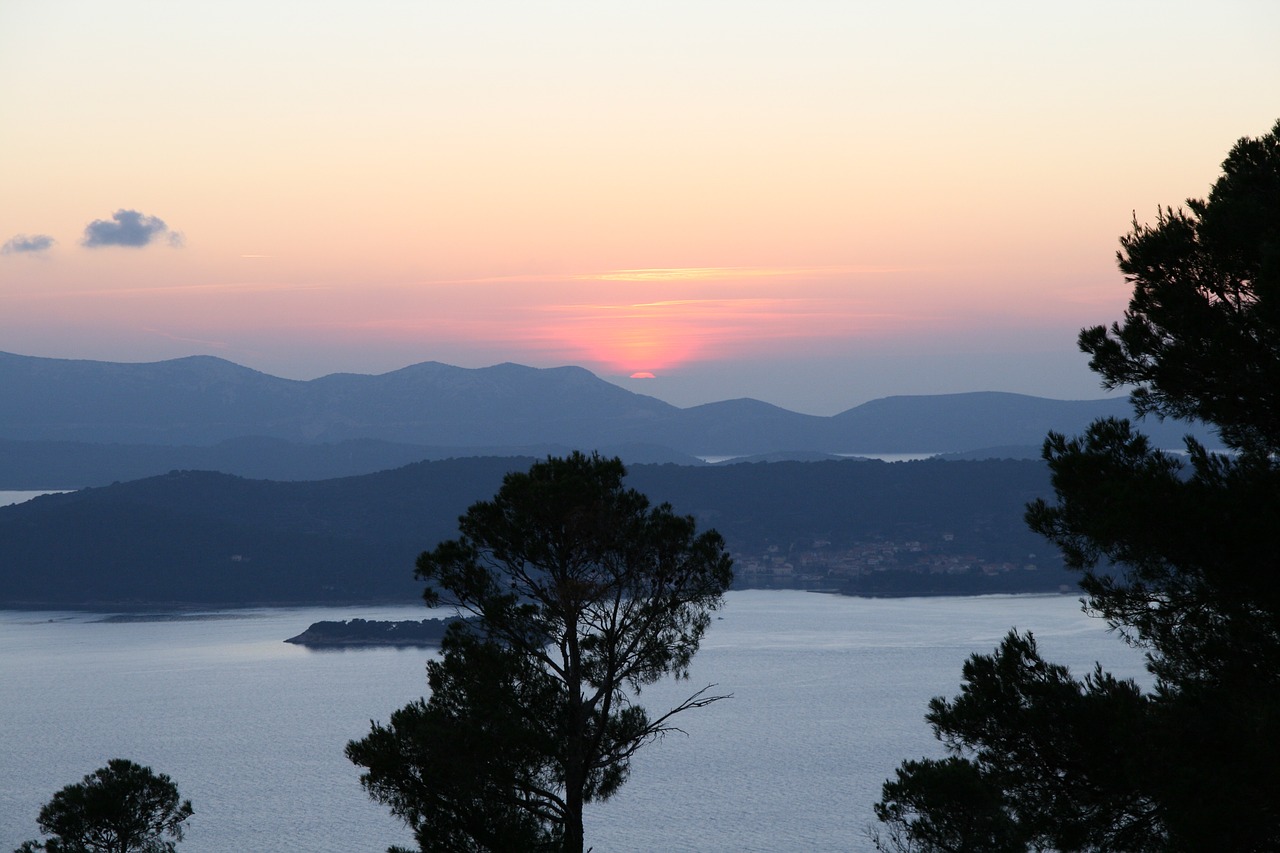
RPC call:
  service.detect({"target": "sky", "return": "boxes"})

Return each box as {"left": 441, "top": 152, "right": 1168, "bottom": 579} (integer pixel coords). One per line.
{"left": 1, "top": 2, "right": 1277, "bottom": 415}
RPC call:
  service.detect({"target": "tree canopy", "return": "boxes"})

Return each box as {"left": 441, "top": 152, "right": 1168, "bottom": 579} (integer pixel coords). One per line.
{"left": 873, "top": 119, "right": 1280, "bottom": 851}
{"left": 347, "top": 451, "right": 734, "bottom": 853}
{"left": 15, "top": 759, "right": 193, "bottom": 853}
{"left": 1080, "top": 118, "right": 1280, "bottom": 454}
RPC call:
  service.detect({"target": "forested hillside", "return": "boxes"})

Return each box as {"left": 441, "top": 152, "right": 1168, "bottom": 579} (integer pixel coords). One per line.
{"left": 0, "top": 457, "right": 1071, "bottom": 606}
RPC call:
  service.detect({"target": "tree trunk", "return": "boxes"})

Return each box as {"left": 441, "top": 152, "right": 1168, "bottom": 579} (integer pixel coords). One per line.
{"left": 564, "top": 617, "right": 586, "bottom": 853}
{"left": 564, "top": 787, "right": 585, "bottom": 853}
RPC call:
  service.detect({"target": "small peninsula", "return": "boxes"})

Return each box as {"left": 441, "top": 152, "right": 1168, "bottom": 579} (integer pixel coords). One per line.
{"left": 284, "top": 617, "right": 463, "bottom": 648}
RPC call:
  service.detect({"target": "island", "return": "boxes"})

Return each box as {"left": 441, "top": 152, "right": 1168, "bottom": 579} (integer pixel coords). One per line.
{"left": 284, "top": 617, "right": 464, "bottom": 648}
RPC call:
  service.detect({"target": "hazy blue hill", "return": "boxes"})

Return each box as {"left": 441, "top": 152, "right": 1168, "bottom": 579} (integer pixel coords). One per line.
{"left": 0, "top": 437, "right": 706, "bottom": 489}
{"left": 300, "top": 361, "right": 678, "bottom": 444}
{"left": 0, "top": 437, "right": 430, "bottom": 488}
{"left": 0, "top": 353, "right": 1215, "bottom": 470}
{"left": 0, "top": 457, "right": 1071, "bottom": 606}
{"left": 637, "top": 398, "right": 834, "bottom": 456}
{"left": 938, "top": 445, "right": 1043, "bottom": 461}
{"left": 715, "top": 450, "right": 848, "bottom": 463}
{"left": 0, "top": 352, "right": 677, "bottom": 446}
{"left": 0, "top": 352, "right": 302, "bottom": 444}
{"left": 828, "top": 392, "right": 1200, "bottom": 452}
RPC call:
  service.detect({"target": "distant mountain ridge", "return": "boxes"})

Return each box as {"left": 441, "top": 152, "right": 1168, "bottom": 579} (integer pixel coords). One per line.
{"left": 0, "top": 352, "right": 1214, "bottom": 464}
{"left": 0, "top": 352, "right": 675, "bottom": 447}
{"left": 0, "top": 437, "right": 706, "bottom": 489}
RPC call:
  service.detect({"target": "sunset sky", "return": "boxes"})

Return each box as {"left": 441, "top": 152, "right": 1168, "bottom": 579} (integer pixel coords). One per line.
{"left": 2, "top": 2, "right": 1277, "bottom": 414}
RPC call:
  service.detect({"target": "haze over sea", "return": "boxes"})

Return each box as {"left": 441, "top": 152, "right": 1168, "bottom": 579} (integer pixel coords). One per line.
{"left": 1, "top": 591, "right": 1147, "bottom": 852}
{"left": 1, "top": 492, "right": 69, "bottom": 508}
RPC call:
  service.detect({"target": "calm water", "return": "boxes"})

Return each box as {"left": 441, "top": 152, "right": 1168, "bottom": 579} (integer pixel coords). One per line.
{"left": 0, "top": 592, "right": 1147, "bottom": 852}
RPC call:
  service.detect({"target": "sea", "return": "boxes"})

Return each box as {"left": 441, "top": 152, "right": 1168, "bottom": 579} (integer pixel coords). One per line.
{"left": 0, "top": 590, "right": 1150, "bottom": 852}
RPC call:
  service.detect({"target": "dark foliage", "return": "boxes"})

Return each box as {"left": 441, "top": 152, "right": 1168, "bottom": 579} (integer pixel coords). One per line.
{"left": 348, "top": 452, "right": 733, "bottom": 853}
{"left": 15, "top": 759, "right": 193, "bottom": 853}
{"left": 283, "top": 617, "right": 465, "bottom": 648}
{"left": 876, "top": 119, "right": 1280, "bottom": 851}
{"left": 346, "top": 624, "right": 565, "bottom": 852}
{"left": 872, "top": 632, "right": 1160, "bottom": 853}
{"left": 1079, "top": 119, "right": 1280, "bottom": 454}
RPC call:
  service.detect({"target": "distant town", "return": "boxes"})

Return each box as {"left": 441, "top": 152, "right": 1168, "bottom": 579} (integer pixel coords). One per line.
{"left": 734, "top": 533, "right": 1066, "bottom": 595}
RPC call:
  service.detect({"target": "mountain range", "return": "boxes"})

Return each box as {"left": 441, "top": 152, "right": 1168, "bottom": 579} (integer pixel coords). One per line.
{"left": 1, "top": 351, "right": 1173, "bottom": 606}
{"left": 0, "top": 351, "right": 1216, "bottom": 488}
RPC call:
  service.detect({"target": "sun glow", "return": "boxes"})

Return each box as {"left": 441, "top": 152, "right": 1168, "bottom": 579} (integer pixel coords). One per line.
{"left": 543, "top": 314, "right": 702, "bottom": 374}
{"left": 586, "top": 267, "right": 793, "bottom": 282}
{"left": 579, "top": 265, "right": 898, "bottom": 283}
{"left": 269, "top": 263, "right": 962, "bottom": 377}
{"left": 491, "top": 263, "right": 942, "bottom": 373}
{"left": 518, "top": 287, "right": 930, "bottom": 375}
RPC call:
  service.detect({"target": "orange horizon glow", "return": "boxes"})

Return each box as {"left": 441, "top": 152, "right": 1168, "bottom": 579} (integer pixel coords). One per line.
{"left": 0, "top": 260, "right": 1121, "bottom": 377}
{"left": 3, "top": 2, "right": 1276, "bottom": 411}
